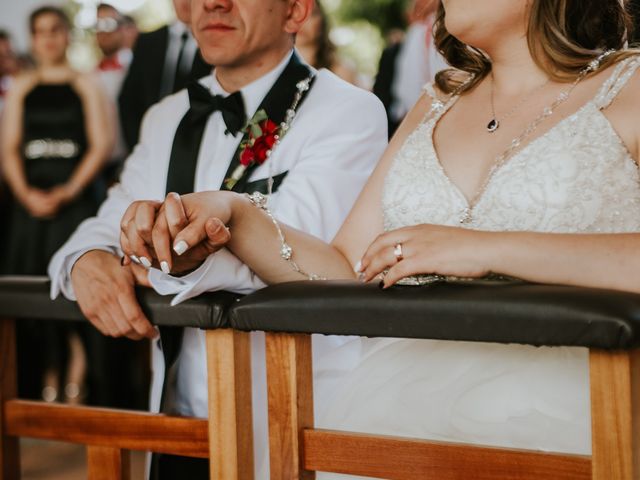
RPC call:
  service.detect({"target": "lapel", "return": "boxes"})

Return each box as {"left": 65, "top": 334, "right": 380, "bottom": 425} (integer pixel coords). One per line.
{"left": 220, "top": 52, "right": 315, "bottom": 194}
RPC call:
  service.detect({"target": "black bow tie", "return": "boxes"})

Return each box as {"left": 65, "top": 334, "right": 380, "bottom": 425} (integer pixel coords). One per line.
{"left": 187, "top": 82, "right": 246, "bottom": 136}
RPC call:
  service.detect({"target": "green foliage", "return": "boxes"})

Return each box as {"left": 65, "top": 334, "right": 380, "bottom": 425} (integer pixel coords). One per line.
{"left": 336, "top": 0, "right": 410, "bottom": 34}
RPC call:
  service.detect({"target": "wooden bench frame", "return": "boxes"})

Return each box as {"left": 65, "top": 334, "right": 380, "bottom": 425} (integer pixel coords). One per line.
{"left": 264, "top": 332, "right": 640, "bottom": 480}
{"left": 0, "top": 318, "right": 255, "bottom": 480}
{"left": 3, "top": 317, "right": 639, "bottom": 479}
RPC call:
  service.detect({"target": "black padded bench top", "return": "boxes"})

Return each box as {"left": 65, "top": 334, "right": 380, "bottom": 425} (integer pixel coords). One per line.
{"left": 0, "top": 276, "right": 238, "bottom": 329}
{"left": 229, "top": 280, "right": 640, "bottom": 350}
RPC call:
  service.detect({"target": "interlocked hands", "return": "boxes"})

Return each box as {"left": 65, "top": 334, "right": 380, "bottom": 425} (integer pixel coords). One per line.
{"left": 119, "top": 191, "right": 235, "bottom": 275}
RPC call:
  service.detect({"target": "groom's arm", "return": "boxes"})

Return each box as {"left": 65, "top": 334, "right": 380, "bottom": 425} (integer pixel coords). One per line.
{"left": 48, "top": 96, "right": 181, "bottom": 299}
{"left": 48, "top": 98, "right": 182, "bottom": 338}
{"left": 149, "top": 81, "right": 388, "bottom": 304}
{"left": 48, "top": 109, "right": 157, "bottom": 299}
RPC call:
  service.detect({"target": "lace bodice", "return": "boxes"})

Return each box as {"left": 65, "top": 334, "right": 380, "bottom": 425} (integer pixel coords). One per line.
{"left": 383, "top": 57, "right": 640, "bottom": 234}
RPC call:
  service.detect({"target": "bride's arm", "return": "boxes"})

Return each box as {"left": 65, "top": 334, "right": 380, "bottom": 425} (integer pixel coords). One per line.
{"left": 140, "top": 94, "right": 435, "bottom": 285}
{"left": 488, "top": 231, "right": 640, "bottom": 293}
{"left": 358, "top": 225, "right": 640, "bottom": 294}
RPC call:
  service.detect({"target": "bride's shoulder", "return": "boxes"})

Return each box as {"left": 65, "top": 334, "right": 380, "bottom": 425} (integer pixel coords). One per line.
{"left": 599, "top": 52, "right": 640, "bottom": 162}
{"left": 421, "top": 69, "right": 472, "bottom": 109}
{"left": 393, "top": 71, "right": 471, "bottom": 142}
{"left": 607, "top": 52, "right": 640, "bottom": 100}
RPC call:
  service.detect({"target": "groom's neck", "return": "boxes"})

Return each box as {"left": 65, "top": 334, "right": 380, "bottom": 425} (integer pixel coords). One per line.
{"left": 215, "top": 44, "right": 293, "bottom": 93}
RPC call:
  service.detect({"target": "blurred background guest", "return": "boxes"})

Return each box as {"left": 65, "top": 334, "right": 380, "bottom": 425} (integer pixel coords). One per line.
{"left": 95, "top": 2, "right": 131, "bottom": 187}
{"left": 90, "top": 2, "right": 150, "bottom": 410}
{"left": 118, "top": 0, "right": 211, "bottom": 152}
{"left": 0, "top": 30, "right": 19, "bottom": 111}
{"left": 0, "top": 29, "right": 19, "bottom": 266}
{"left": 120, "top": 14, "right": 139, "bottom": 50}
{"left": 373, "top": 0, "right": 446, "bottom": 136}
{"left": 297, "top": 1, "right": 359, "bottom": 85}
{"left": 0, "top": 5, "right": 111, "bottom": 404}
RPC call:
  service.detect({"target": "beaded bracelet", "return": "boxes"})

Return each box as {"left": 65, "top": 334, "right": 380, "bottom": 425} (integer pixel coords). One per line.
{"left": 245, "top": 192, "right": 326, "bottom": 281}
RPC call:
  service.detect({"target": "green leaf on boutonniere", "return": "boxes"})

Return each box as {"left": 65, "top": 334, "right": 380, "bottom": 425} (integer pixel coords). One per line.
{"left": 242, "top": 109, "right": 269, "bottom": 139}
{"left": 251, "top": 109, "right": 268, "bottom": 124}
{"left": 250, "top": 123, "right": 262, "bottom": 138}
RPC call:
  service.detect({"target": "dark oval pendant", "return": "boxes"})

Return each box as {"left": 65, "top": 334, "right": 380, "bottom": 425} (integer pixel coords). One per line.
{"left": 486, "top": 119, "right": 499, "bottom": 133}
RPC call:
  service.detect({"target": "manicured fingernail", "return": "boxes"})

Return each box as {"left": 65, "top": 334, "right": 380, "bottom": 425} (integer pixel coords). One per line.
{"left": 130, "top": 255, "right": 141, "bottom": 264}
{"left": 174, "top": 240, "right": 189, "bottom": 255}
{"left": 354, "top": 261, "right": 362, "bottom": 274}
{"left": 139, "top": 256, "right": 152, "bottom": 268}
{"left": 160, "top": 261, "right": 170, "bottom": 274}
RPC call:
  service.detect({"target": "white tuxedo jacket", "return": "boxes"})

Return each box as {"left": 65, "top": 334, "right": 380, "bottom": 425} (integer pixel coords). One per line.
{"left": 49, "top": 57, "right": 387, "bottom": 476}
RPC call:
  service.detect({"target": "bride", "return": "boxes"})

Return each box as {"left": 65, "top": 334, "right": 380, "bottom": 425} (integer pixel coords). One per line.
{"left": 122, "top": 0, "right": 640, "bottom": 477}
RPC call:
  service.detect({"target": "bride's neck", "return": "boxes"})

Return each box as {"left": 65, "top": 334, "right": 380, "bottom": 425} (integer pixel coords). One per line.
{"left": 483, "top": 40, "right": 550, "bottom": 95}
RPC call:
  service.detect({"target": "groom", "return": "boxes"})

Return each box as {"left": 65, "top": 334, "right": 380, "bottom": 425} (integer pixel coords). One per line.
{"left": 49, "top": 0, "right": 387, "bottom": 477}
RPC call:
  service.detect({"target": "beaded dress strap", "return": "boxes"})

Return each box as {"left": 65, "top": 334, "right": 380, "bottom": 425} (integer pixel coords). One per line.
{"left": 421, "top": 82, "right": 459, "bottom": 124}
{"left": 593, "top": 55, "right": 640, "bottom": 110}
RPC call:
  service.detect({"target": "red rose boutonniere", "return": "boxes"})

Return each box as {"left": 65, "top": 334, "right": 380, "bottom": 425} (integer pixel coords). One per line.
{"left": 224, "top": 109, "right": 280, "bottom": 190}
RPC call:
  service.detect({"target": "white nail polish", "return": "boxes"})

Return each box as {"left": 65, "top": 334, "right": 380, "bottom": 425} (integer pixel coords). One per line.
{"left": 174, "top": 240, "right": 189, "bottom": 255}
{"left": 140, "top": 256, "right": 152, "bottom": 268}
{"left": 130, "top": 255, "right": 141, "bottom": 264}
{"left": 354, "top": 261, "right": 362, "bottom": 274}
{"left": 160, "top": 261, "right": 170, "bottom": 274}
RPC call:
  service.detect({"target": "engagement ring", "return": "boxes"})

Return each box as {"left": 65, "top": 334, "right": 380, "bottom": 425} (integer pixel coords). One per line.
{"left": 393, "top": 243, "right": 404, "bottom": 262}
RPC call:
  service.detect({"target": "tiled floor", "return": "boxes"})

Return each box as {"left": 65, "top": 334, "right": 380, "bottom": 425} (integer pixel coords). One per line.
{"left": 21, "top": 439, "right": 146, "bottom": 480}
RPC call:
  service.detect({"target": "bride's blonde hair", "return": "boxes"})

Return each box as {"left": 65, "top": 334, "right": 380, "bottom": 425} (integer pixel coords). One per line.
{"left": 434, "top": 0, "right": 638, "bottom": 94}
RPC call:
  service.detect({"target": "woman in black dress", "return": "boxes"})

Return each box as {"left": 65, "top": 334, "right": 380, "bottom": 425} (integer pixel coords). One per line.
{"left": 0, "top": 6, "right": 111, "bottom": 402}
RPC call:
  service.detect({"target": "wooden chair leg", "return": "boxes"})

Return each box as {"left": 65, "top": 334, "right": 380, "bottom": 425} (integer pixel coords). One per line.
{"left": 265, "top": 333, "right": 314, "bottom": 480}
{"left": 0, "top": 318, "right": 20, "bottom": 480}
{"left": 206, "top": 329, "right": 254, "bottom": 480}
{"left": 87, "top": 446, "right": 130, "bottom": 480}
{"left": 590, "top": 349, "right": 640, "bottom": 480}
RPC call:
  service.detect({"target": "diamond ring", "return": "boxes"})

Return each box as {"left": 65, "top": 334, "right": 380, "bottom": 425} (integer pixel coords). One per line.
{"left": 393, "top": 243, "right": 404, "bottom": 262}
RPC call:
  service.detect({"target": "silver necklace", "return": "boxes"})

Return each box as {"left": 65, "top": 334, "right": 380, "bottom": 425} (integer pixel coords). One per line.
{"left": 487, "top": 74, "right": 550, "bottom": 133}
{"left": 460, "top": 49, "right": 615, "bottom": 224}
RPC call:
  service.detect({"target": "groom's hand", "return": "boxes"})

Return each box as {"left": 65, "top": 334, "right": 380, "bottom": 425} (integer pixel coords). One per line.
{"left": 71, "top": 250, "right": 158, "bottom": 340}
{"left": 119, "top": 199, "right": 163, "bottom": 268}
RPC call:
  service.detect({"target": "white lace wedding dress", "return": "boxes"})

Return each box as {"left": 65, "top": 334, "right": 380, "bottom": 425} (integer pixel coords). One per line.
{"left": 310, "top": 57, "right": 640, "bottom": 479}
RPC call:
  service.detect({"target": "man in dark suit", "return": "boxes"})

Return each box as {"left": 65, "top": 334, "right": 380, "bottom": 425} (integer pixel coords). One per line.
{"left": 373, "top": 0, "right": 442, "bottom": 138}
{"left": 373, "top": 38, "right": 403, "bottom": 138}
{"left": 118, "top": 0, "right": 211, "bottom": 152}
{"left": 631, "top": 0, "right": 640, "bottom": 44}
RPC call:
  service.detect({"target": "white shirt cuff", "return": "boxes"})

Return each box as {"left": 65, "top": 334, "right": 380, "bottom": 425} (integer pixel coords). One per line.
{"left": 148, "top": 249, "right": 266, "bottom": 305}
{"left": 49, "top": 246, "right": 119, "bottom": 301}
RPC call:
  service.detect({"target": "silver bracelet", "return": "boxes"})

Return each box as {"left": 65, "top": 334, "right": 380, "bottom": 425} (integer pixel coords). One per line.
{"left": 244, "top": 192, "right": 326, "bottom": 281}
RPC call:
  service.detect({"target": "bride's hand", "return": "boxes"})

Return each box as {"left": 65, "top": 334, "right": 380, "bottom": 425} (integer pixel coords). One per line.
{"left": 150, "top": 191, "right": 233, "bottom": 274}
{"left": 359, "top": 224, "right": 494, "bottom": 287}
